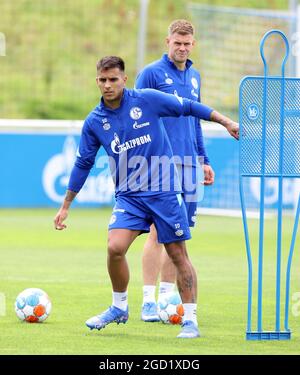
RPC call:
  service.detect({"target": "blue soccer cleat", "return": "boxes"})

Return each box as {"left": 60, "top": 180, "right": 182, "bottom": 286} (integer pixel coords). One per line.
{"left": 177, "top": 320, "right": 200, "bottom": 338}
{"left": 86, "top": 305, "right": 128, "bottom": 330}
{"left": 141, "top": 302, "right": 160, "bottom": 322}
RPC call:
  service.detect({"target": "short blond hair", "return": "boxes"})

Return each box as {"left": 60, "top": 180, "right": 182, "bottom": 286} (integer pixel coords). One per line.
{"left": 168, "top": 19, "right": 194, "bottom": 36}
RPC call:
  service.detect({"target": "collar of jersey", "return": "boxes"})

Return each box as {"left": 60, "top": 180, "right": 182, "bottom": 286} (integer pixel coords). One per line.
{"left": 162, "top": 53, "right": 193, "bottom": 71}
{"left": 99, "top": 89, "right": 128, "bottom": 113}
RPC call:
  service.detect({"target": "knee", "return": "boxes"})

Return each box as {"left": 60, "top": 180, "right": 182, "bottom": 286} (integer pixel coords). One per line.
{"left": 107, "top": 239, "right": 126, "bottom": 259}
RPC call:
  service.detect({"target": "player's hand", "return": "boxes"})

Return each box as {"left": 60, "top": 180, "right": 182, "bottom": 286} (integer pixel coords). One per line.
{"left": 203, "top": 164, "right": 215, "bottom": 185}
{"left": 226, "top": 121, "right": 239, "bottom": 140}
{"left": 54, "top": 208, "right": 68, "bottom": 230}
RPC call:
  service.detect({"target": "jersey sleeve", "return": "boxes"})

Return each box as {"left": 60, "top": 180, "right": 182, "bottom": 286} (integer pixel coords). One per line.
{"left": 68, "top": 117, "right": 101, "bottom": 193}
{"left": 141, "top": 89, "right": 213, "bottom": 120}
{"left": 135, "top": 67, "right": 157, "bottom": 89}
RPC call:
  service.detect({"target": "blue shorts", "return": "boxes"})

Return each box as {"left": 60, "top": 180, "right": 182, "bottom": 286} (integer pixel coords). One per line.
{"left": 180, "top": 165, "right": 201, "bottom": 227}
{"left": 108, "top": 193, "right": 191, "bottom": 244}
{"left": 183, "top": 197, "right": 197, "bottom": 227}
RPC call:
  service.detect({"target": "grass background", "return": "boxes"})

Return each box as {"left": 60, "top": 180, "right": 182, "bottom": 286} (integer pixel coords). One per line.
{"left": 0, "top": 0, "right": 290, "bottom": 119}
{"left": 0, "top": 208, "right": 299, "bottom": 355}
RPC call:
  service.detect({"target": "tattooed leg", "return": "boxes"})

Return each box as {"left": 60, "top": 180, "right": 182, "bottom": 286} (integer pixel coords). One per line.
{"left": 164, "top": 241, "right": 197, "bottom": 303}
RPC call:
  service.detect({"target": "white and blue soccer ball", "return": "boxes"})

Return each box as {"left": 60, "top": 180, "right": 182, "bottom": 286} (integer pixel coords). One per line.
{"left": 158, "top": 291, "right": 184, "bottom": 325}
{"left": 15, "top": 288, "right": 52, "bottom": 323}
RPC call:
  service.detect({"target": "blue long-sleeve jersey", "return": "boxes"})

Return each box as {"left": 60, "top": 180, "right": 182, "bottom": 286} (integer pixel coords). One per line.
{"left": 135, "top": 54, "right": 209, "bottom": 166}
{"left": 68, "top": 88, "right": 213, "bottom": 196}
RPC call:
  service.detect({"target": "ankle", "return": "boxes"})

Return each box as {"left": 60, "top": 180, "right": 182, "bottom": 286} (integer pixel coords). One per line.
{"left": 143, "top": 285, "right": 156, "bottom": 304}
{"left": 112, "top": 291, "right": 128, "bottom": 311}
{"left": 182, "top": 303, "right": 198, "bottom": 326}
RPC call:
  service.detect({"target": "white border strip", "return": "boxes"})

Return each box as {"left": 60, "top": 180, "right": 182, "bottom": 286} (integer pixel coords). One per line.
{"left": 0, "top": 119, "right": 83, "bottom": 134}
{"left": 197, "top": 207, "right": 275, "bottom": 219}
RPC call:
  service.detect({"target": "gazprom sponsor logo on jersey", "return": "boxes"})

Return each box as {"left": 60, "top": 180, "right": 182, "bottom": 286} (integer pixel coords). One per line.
{"left": 133, "top": 121, "right": 150, "bottom": 129}
{"left": 113, "top": 133, "right": 121, "bottom": 146}
{"left": 247, "top": 104, "right": 259, "bottom": 121}
{"left": 110, "top": 133, "right": 152, "bottom": 154}
{"left": 130, "top": 107, "right": 142, "bottom": 120}
{"left": 110, "top": 133, "right": 121, "bottom": 153}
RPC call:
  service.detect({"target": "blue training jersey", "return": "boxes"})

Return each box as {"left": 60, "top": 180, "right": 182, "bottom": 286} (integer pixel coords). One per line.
{"left": 68, "top": 88, "right": 213, "bottom": 197}
{"left": 135, "top": 54, "right": 209, "bottom": 166}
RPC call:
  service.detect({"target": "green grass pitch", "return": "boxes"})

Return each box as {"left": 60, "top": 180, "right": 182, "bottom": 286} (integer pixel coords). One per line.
{"left": 0, "top": 208, "right": 299, "bottom": 355}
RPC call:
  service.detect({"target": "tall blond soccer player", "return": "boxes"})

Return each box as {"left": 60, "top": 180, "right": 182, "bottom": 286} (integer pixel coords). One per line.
{"left": 136, "top": 20, "right": 216, "bottom": 321}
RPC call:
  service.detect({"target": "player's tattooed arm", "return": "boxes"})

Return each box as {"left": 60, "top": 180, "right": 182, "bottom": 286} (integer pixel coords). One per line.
{"left": 65, "top": 190, "right": 77, "bottom": 203}
{"left": 210, "top": 110, "right": 239, "bottom": 140}
{"left": 53, "top": 190, "right": 77, "bottom": 230}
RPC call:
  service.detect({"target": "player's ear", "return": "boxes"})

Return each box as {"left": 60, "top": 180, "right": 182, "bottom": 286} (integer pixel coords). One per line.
{"left": 123, "top": 75, "right": 128, "bottom": 84}
{"left": 166, "top": 36, "right": 170, "bottom": 46}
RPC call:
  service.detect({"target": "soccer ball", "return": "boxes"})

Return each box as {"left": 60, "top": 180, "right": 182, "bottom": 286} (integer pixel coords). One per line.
{"left": 158, "top": 292, "right": 184, "bottom": 325}
{"left": 15, "top": 288, "right": 52, "bottom": 323}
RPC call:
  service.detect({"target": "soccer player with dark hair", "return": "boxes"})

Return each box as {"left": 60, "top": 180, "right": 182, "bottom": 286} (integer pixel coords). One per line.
{"left": 54, "top": 55, "right": 238, "bottom": 338}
